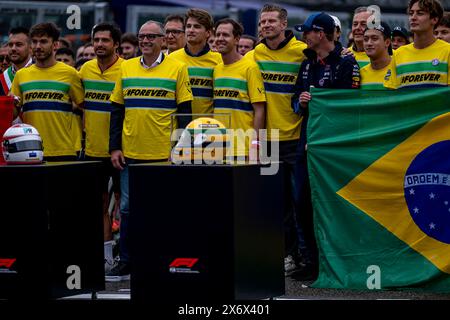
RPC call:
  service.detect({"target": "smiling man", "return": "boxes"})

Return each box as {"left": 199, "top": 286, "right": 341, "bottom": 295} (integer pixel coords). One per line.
{"left": 348, "top": 7, "right": 371, "bottom": 68}
{"left": 164, "top": 15, "right": 186, "bottom": 55}
{"left": 213, "top": 18, "right": 266, "bottom": 160}
{"left": 361, "top": 22, "right": 393, "bottom": 90}
{"left": 169, "top": 8, "right": 222, "bottom": 115}
{"left": 385, "top": 0, "right": 450, "bottom": 89}
{"left": 249, "top": 3, "right": 309, "bottom": 280}
{"left": 108, "top": 20, "right": 193, "bottom": 281}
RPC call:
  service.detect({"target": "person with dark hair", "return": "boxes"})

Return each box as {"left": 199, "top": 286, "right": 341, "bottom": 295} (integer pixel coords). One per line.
{"left": 55, "top": 47, "right": 75, "bottom": 67}
{"left": 0, "top": 43, "right": 10, "bottom": 73}
{"left": 75, "top": 57, "right": 89, "bottom": 70}
{"left": 107, "top": 20, "right": 193, "bottom": 281}
{"left": 434, "top": 11, "right": 450, "bottom": 42}
{"left": 120, "top": 32, "right": 139, "bottom": 60}
{"left": 0, "top": 27, "right": 32, "bottom": 96}
{"left": 213, "top": 18, "right": 266, "bottom": 161}
{"left": 83, "top": 42, "right": 96, "bottom": 60}
{"left": 348, "top": 7, "right": 371, "bottom": 67}
{"left": 385, "top": 0, "right": 450, "bottom": 89}
{"left": 170, "top": 8, "right": 222, "bottom": 115}
{"left": 291, "top": 12, "right": 360, "bottom": 280}
{"left": 361, "top": 22, "right": 393, "bottom": 89}
{"left": 58, "top": 37, "right": 72, "bottom": 50}
{"left": 164, "top": 14, "right": 186, "bottom": 54}
{"left": 391, "top": 26, "right": 411, "bottom": 50}
{"left": 10, "top": 22, "right": 84, "bottom": 161}
{"left": 238, "top": 34, "right": 257, "bottom": 55}
{"left": 79, "top": 22, "right": 123, "bottom": 243}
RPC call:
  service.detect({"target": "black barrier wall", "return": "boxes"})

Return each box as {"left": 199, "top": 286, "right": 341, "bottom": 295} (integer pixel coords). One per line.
{"left": 0, "top": 161, "right": 105, "bottom": 299}
{"left": 129, "top": 163, "right": 285, "bottom": 303}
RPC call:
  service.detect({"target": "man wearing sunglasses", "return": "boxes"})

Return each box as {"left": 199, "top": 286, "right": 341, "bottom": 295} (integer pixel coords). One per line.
{"left": 164, "top": 14, "right": 186, "bottom": 55}
{"left": 108, "top": 20, "right": 193, "bottom": 282}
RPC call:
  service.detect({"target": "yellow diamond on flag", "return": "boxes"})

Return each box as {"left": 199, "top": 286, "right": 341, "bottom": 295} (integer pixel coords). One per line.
{"left": 337, "top": 112, "right": 450, "bottom": 274}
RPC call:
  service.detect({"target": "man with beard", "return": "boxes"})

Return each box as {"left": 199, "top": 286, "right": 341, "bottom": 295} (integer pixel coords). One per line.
{"left": 10, "top": 22, "right": 84, "bottom": 161}
{"left": 164, "top": 14, "right": 186, "bottom": 55}
{"left": 0, "top": 27, "right": 33, "bottom": 96}
{"left": 249, "top": 4, "right": 307, "bottom": 279}
{"left": 107, "top": 20, "right": 193, "bottom": 281}
{"left": 170, "top": 8, "right": 222, "bottom": 115}
{"left": 79, "top": 22, "right": 124, "bottom": 242}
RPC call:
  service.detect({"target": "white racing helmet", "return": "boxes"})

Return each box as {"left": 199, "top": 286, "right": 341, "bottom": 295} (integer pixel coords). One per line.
{"left": 2, "top": 124, "right": 44, "bottom": 164}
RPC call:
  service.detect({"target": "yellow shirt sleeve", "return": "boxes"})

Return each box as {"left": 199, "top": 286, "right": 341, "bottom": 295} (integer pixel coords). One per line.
{"left": 247, "top": 63, "right": 266, "bottom": 104}
{"left": 448, "top": 55, "right": 450, "bottom": 85}
{"left": 175, "top": 63, "right": 194, "bottom": 104}
{"left": 10, "top": 72, "right": 22, "bottom": 102}
{"left": 384, "top": 53, "right": 398, "bottom": 89}
{"left": 68, "top": 69, "right": 85, "bottom": 105}
{"left": 110, "top": 66, "right": 124, "bottom": 105}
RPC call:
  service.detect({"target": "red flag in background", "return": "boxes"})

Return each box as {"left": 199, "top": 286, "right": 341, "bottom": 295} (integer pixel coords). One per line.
{"left": 0, "top": 96, "right": 14, "bottom": 164}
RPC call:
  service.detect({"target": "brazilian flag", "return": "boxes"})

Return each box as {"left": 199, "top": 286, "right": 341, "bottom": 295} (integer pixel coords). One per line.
{"left": 308, "top": 87, "right": 450, "bottom": 291}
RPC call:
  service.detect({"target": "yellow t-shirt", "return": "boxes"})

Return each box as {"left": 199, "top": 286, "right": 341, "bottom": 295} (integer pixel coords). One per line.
{"left": 11, "top": 62, "right": 84, "bottom": 157}
{"left": 384, "top": 40, "right": 450, "bottom": 89}
{"left": 213, "top": 57, "right": 266, "bottom": 156}
{"left": 169, "top": 47, "right": 222, "bottom": 115}
{"left": 79, "top": 57, "right": 124, "bottom": 157}
{"left": 360, "top": 60, "right": 393, "bottom": 90}
{"left": 110, "top": 55, "right": 193, "bottom": 160}
{"left": 348, "top": 46, "right": 370, "bottom": 69}
{"left": 252, "top": 37, "right": 306, "bottom": 141}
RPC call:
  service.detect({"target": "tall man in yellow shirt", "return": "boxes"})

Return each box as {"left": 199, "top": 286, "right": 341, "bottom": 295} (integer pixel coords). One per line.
{"left": 385, "top": 0, "right": 450, "bottom": 89}
{"left": 170, "top": 8, "right": 222, "bottom": 115}
{"left": 251, "top": 4, "right": 309, "bottom": 278}
{"left": 79, "top": 22, "right": 124, "bottom": 242}
{"left": 107, "top": 21, "right": 193, "bottom": 281}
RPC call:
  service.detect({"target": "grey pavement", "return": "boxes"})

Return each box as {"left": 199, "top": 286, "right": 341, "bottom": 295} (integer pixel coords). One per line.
{"left": 97, "top": 277, "right": 450, "bottom": 300}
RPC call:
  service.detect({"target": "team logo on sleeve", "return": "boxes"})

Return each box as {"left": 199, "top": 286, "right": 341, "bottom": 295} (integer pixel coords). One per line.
{"left": 185, "top": 81, "right": 192, "bottom": 94}
{"left": 385, "top": 69, "right": 391, "bottom": 81}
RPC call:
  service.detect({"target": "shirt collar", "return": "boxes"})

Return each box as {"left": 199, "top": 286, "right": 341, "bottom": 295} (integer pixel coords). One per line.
{"left": 11, "top": 57, "right": 33, "bottom": 75}
{"left": 140, "top": 51, "right": 164, "bottom": 69}
{"left": 184, "top": 43, "right": 211, "bottom": 57}
{"left": 260, "top": 30, "right": 295, "bottom": 50}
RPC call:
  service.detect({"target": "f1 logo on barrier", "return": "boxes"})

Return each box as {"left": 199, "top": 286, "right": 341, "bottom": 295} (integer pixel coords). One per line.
{"left": 169, "top": 258, "right": 199, "bottom": 268}
{"left": 0, "top": 258, "right": 16, "bottom": 268}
